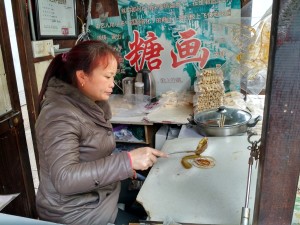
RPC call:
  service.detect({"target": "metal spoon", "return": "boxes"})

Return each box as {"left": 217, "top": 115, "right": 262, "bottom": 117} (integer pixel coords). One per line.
{"left": 168, "top": 137, "right": 208, "bottom": 156}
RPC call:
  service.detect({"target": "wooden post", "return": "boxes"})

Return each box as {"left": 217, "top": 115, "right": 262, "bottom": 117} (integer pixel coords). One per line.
{"left": 253, "top": 0, "right": 300, "bottom": 224}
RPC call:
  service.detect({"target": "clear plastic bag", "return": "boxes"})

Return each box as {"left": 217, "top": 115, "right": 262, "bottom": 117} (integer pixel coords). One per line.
{"left": 109, "top": 94, "right": 150, "bottom": 117}
{"left": 240, "top": 6, "right": 272, "bottom": 95}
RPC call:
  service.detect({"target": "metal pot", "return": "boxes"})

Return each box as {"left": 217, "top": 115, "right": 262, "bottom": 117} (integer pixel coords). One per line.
{"left": 188, "top": 106, "right": 261, "bottom": 136}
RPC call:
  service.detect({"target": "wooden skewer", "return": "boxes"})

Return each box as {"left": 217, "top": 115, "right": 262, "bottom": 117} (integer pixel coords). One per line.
{"left": 219, "top": 114, "right": 226, "bottom": 127}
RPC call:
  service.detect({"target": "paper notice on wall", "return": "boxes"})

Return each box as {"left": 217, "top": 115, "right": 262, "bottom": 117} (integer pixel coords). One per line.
{"left": 0, "top": 193, "right": 19, "bottom": 211}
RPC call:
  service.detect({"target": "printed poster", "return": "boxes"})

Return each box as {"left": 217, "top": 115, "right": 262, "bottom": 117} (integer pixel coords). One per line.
{"left": 87, "top": 0, "right": 242, "bottom": 95}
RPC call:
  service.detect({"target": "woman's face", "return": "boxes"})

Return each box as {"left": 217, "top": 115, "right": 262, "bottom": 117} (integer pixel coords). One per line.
{"left": 77, "top": 56, "right": 117, "bottom": 101}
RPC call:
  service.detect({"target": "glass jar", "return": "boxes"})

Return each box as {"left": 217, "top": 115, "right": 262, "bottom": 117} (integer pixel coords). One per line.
{"left": 123, "top": 80, "right": 134, "bottom": 95}
{"left": 135, "top": 82, "right": 144, "bottom": 102}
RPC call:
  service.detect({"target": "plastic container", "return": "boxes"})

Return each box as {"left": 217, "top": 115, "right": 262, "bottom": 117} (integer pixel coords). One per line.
{"left": 135, "top": 82, "right": 144, "bottom": 102}
{"left": 135, "top": 82, "right": 144, "bottom": 95}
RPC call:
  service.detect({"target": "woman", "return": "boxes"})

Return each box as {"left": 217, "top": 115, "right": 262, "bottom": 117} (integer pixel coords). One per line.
{"left": 35, "top": 40, "right": 167, "bottom": 225}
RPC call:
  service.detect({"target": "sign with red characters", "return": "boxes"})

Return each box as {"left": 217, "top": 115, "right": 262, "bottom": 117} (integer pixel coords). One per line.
{"left": 88, "top": 0, "right": 241, "bottom": 94}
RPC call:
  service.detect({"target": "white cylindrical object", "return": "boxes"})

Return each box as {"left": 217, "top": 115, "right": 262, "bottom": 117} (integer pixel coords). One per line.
{"left": 135, "top": 82, "right": 144, "bottom": 102}
{"left": 135, "top": 82, "right": 144, "bottom": 95}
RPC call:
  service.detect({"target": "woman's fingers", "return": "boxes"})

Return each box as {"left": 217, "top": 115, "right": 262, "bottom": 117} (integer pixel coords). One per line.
{"left": 151, "top": 148, "right": 168, "bottom": 158}
{"left": 149, "top": 153, "right": 157, "bottom": 164}
{"left": 129, "top": 147, "right": 168, "bottom": 170}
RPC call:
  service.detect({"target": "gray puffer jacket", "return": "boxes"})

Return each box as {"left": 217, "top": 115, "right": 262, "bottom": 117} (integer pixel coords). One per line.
{"left": 35, "top": 77, "right": 134, "bottom": 225}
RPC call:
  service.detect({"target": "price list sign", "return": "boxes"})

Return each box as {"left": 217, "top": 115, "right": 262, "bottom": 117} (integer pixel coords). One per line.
{"left": 36, "top": 0, "right": 77, "bottom": 39}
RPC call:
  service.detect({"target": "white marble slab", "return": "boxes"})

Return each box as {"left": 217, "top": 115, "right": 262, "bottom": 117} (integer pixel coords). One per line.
{"left": 137, "top": 136, "right": 259, "bottom": 224}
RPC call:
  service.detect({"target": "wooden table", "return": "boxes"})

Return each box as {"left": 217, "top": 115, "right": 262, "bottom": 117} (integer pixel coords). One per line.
{"left": 137, "top": 136, "right": 259, "bottom": 224}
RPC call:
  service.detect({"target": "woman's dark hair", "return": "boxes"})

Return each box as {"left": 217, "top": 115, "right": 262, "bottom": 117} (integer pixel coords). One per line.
{"left": 38, "top": 40, "right": 120, "bottom": 108}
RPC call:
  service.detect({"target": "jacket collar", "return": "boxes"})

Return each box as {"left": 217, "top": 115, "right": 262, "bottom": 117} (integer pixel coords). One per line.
{"left": 42, "top": 77, "right": 112, "bottom": 127}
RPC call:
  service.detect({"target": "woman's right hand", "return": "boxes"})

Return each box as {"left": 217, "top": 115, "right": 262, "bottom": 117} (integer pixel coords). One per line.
{"left": 128, "top": 147, "right": 168, "bottom": 171}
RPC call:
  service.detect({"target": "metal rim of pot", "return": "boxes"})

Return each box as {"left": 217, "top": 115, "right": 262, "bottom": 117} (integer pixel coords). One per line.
{"left": 191, "top": 106, "right": 261, "bottom": 136}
